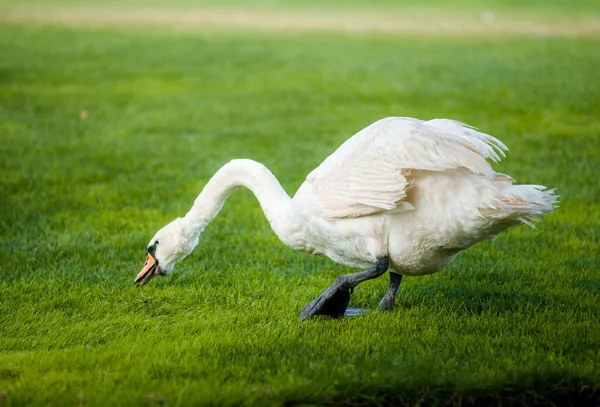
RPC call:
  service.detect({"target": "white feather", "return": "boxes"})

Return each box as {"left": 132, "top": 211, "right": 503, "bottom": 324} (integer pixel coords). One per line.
{"left": 143, "top": 116, "right": 558, "bottom": 288}
{"left": 303, "top": 117, "right": 509, "bottom": 218}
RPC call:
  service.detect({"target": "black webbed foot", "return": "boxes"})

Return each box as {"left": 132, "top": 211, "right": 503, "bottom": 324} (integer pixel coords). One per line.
{"left": 299, "top": 257, "right": 389, "bottom": 321}
{"left": 299, "top": 285, "right": 350, "bottom": 320}
{"left": 377, "top": 272, "right": 403, "bottom": 312}
{"left": 377, "top": 295, "right": 395, "bottom": 311}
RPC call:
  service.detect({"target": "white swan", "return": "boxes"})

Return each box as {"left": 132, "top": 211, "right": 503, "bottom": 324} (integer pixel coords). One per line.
{"left": 135, "top": 117, "right": 557, "bottom": 319}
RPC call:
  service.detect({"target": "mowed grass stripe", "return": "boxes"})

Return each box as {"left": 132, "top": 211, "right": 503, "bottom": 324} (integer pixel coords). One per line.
{"left": 2, "top": 7, "right": 600, "bottom": 37}
{"left": 0, "top": 24, "right": 599, "bottom": 406}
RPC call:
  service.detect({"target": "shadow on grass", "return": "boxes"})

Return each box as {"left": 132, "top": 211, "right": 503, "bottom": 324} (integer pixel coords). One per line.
{"left": 290, "top": 377, "right": 600, "bottom": 407}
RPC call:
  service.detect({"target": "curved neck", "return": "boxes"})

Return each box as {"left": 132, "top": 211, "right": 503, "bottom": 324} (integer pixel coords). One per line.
{"left": 184, "top": 159, "right": 296, "bottom": 243}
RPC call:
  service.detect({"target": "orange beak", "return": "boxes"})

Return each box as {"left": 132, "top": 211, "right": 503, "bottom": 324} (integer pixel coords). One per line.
{"left": 135, "top": 252, "right": 158, "bottom": 285}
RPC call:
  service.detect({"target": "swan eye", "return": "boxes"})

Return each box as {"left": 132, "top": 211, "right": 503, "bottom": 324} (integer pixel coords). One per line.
{"left": 155, "top": 240, "right": 159, "bottom": 246}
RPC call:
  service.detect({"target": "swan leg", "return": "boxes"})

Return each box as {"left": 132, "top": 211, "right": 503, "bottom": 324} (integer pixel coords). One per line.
{"left": 378, "top": 272, "right": 403, "bottom": 311}
{"left": 299, "top": 256, "right": 389, "bottom": 320}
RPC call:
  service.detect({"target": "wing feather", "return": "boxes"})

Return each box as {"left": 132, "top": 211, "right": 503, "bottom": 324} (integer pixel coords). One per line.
{"left": 304, "top": 117, "right": 508, "bottom": 218}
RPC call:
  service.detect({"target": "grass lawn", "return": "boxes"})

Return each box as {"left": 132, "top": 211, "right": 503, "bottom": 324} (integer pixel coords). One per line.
{"left": 2, "top": 0, "right": 600, "bottom": 17}
{"left": 1, "top": 2, "right": 600, "bottom": 405}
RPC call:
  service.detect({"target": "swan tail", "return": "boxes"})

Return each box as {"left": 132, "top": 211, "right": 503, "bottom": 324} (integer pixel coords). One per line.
{"left": 479, "top": 185, "right": 559, "bottom": 228}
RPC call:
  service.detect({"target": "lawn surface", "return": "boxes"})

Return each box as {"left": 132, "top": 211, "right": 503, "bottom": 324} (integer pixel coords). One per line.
{"left": 2, "top": 0, "right": 600, "bottom": 17}
{"left": 1, "top": 2, "right": 600, "bottom": 406}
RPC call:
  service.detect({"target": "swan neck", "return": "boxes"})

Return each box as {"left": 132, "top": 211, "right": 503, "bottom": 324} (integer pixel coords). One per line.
{"left": 184, "top": 159, "right": 295, "bottom": 241}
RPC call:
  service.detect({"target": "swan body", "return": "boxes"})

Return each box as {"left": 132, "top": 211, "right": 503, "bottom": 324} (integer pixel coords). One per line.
{"left": 135, "top": 117, "right": 557, "bottom": 318}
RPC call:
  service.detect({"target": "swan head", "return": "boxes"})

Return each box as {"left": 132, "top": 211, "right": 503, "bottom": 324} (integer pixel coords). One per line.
{"left": 134, "top": 217, "right": 198, "bottom": 285}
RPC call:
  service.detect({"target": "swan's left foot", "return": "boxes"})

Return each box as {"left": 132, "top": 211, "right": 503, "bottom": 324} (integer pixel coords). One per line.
{"left": 299, "top": 256, "right": 389, "bottom": 320}
{"left": 299, "top": 283, "right": 351, "bottom": 320}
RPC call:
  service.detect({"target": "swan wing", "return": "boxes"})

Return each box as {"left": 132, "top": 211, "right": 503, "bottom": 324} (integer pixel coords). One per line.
{"left": 303, "top": 117, "right": 508, "bottom": 218}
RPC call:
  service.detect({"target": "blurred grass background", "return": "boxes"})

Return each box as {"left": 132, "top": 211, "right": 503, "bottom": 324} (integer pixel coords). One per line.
{"left": 1, "top": 0, "right": 599, "bottom": 406}
{"left": 2, "top": 0, "right": 600, "bottom": 16}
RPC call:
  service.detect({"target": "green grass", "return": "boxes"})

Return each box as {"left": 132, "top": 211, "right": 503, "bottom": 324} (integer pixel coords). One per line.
{"left": 2, "top": 0, "right": 600, "bottom": 18}
{"left": 1, "top": 13, "right": 600, "bottom": 407}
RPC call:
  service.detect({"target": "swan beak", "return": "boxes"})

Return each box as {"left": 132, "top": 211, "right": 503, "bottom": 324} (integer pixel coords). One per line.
{"left": 135, "top": 252, "right": 158, "bottom": 285}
